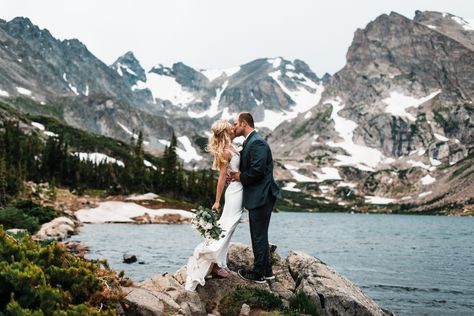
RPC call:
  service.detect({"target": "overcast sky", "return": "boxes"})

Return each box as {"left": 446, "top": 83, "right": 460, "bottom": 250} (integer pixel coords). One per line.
{"left": 3, "top": 0, "right": 474, "bottom": 75}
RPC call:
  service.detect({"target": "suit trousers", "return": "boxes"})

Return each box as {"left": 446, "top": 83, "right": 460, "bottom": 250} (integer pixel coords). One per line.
{"left": 248, "top": 193, "right": 276, "bottom": 276}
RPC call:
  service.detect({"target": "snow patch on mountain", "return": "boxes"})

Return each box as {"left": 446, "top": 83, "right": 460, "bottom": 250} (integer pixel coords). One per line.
{"left": 282, "top": 182, "right": 301, "bottom": 192}
{"left": 133, "top": 72, "right": 195, "bottom": 106}
{"left": 267, "top": 57, "right": 282, "bottom": 68}
{"left": 313, "top": 167, "right": 342, "bottom": 182}
{"left": 255, "top": 70, "right": 323, "bottom": 130}
{"left": 143, "top": 159, "right": 157, "bottom": 170}
{"left": 62, "top": 73, "right": 80, "bottom": 95}
{"left": 44, "top": 131, "right": 59, "bottom": 137}
{"left": 115, "top": 62, "right": 137, "bottom": 76}
{"left": 188, "top": 81, "right": 229, "bottom": 118}
{"left": 434, "top": 133, "right": 449, "bottom": 142}
{"left": 178, "top": 136, "right": 203, "bottom": 163}
{"left": 159, "top": 136, "right": 203, "bottom": 163}
{"left": 31, "top": 122, "right": 45, "bottom": 131}
{"left": 117, "top": 122, "right": 150, "bottom": 145}
{"left": 365, "top": 196, "right": 396, "bottom": 204}
{"left": 270, "top": 70, "right": 323, "bottom": 111}
{"left": 255, "top": 109, "right": 290, "bottom": 130}
{"left": 421, "top": 174, "right": 436, "bottom": 185}
{"left": 326, "top": 99, "right": 386, "bottom": 171}
{"left": 16, "top": 87, "right": 31, "bottom": 96}
{"left": 418, "top": 191, "right": 432, "bottom": 198}
{"left": 72, "top": 152, "right": 125, "bottom": 167}
{"left": 382, "top": 90, "right": 441, "bottom": 121}
{"left": 284, "top": 164, "right": 317, "bottom": 182}
{"left": 451, "top": 16, "right": 474, "bottom": 31}
{"left": 200, "top": 66, "right": 240, "bottom": 82}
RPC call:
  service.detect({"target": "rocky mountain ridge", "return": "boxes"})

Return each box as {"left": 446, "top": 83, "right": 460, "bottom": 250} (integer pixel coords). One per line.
{"left": 1, "top": 11, "right": 473, "bottom": 213}
{"left": 268, "top": 10, "right": 474, "bottom": 213}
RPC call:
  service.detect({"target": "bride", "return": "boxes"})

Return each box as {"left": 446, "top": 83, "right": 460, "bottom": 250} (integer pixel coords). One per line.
{"left": 185, "top": 119, "right": 243, "bottom": 291}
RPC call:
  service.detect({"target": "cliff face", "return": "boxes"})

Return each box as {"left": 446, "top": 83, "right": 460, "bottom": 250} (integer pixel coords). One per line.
{"left": 268, "top": 11, "right": 474, "bottom": 213}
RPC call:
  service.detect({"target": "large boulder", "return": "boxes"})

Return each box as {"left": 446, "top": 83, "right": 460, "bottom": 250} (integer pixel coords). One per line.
{"left": 120, "top": 243, "right": 393, "bottom": 316}
{"left": 33, "top": 216, "right": 77, "bottom": 241}
{"left": 287, "top": 251, "right": 391, "bottom": 316}
{"left": 122, "top": 273, "right": 206, "bottom": 316}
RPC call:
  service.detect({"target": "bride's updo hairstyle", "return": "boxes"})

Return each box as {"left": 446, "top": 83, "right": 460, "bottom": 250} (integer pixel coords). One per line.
{"left": 207, "top": 119, "right": 232, "bottom": 169}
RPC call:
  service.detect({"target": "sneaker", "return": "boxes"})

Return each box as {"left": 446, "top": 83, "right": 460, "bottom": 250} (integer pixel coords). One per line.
{"left": 237, "top": 269, "right": 266, "bottom": 284}
{"left": 264, "top": 272, "right": 275, "bottom": 280}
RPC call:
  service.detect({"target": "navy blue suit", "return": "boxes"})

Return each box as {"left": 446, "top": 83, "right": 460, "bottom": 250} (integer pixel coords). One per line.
{"left": 240, "top": 131, "right": 281, "bottom": 276}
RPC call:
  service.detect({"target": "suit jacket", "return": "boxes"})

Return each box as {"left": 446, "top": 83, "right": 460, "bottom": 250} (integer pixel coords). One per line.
{"left": 240, "top": 131, "right": 281, "bottom": 210}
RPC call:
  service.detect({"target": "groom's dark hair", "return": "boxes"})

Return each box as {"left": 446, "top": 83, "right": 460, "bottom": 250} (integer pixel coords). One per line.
{"left": 238, "top": 112, "right": 255, "bottom": 128}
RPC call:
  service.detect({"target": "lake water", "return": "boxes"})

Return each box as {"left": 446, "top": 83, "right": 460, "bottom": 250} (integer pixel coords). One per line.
{"left": 69, "top": 212, "right": 474, "bottom": 315}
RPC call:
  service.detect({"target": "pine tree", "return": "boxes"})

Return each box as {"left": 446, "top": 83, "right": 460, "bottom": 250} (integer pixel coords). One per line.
{"left": 162, "top": 133, "right": 179, "bottom": 194}
{"left": 0, "top": 150, "right": 7, "bottom": 205}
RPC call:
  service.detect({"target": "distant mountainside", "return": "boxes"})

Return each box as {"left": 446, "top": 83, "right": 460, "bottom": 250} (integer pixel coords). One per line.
{"left": 1, "top": 11, "right": 473, "bottom": 214}
{"left": 0, "top": 16, "right": 323, "bottom": 163}
{"left": 269, "top": 10, "right": 474, "bottom": 213}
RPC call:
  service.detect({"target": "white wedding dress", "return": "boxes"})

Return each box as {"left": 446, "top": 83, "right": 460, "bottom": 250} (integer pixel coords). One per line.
{"left": 185, "top": 150, "right": 243, "bottom": 291}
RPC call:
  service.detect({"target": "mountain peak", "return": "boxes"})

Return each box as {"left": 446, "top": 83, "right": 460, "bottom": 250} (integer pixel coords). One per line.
{"left": 8, "top": 16, "right": 34, "bottom": 27}
{"left": 112, "top": 51, "right": 146, "bottom": 84}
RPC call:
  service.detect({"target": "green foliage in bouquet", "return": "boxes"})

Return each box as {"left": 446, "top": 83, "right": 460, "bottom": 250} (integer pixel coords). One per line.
{"left": 192, "top": 206, "right": 225, "bottom": 240}
{"left": 0, "top": 226, "right": 127, "bottom": 315}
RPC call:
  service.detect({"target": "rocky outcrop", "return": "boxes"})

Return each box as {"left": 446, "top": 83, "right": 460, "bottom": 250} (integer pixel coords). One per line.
{"left": 268, "top": 11, "right": 474, "bottom": 214}
{"left": 33, "top": 216, "right": 78, "bottom": 241}
{"left": 287, "top": 251, "right": 389, "bottom": 316}
{"left": 120, "top": 243, "right": 392, "bottom": 316}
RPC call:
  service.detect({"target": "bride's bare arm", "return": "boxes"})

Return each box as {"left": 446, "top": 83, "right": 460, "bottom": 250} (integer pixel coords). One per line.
{"left": 212, "top": 150, "right": 232, "bottom": 211}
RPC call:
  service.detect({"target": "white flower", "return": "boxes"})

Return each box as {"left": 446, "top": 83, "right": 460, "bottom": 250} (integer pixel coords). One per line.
{"left": 199, "top": 219, "right": 206, "bottom": 227}
{"left": 204, "top": 222, "right": 213, "bottom": 230}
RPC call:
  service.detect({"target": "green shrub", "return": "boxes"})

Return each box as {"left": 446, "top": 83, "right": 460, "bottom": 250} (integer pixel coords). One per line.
{"left": 13, "top": 200, "right": 59, "bottom": 224}
{"left": 0, "top": 207, "right": 39, "bottom": 234}
{"left": 288, "top": 290, "right": 321, "bottom": 316}
{"left": 0, "top": 226, "right": 124, "bottom": 315}
{"left": 219, "top": 287, "right": 282, "bottom": 316}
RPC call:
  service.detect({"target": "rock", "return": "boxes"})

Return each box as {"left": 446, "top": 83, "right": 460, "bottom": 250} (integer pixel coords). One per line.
{"left": 121, "top": 287, "right": 165, "bottom": 315}
{"left": 121, "top": 244, "right": 392, "bottom": 316}
{"left": 63, "top": 241, "right": 88, "bottom": 257}
{"left": 123, "top": 254, "right": 138, "bottom": 264}
{"left": 133, "top": 213, "right": 152, "bottom": 224}
{"left": 33, "top": 216, "right": 77, "bottom": 241}
{"left": 173, "top": 266, "right": 188, "bottom": 285}
{"left": 196, "top": 271, "right": 270, "bottom": 314}
{"left": 152, "top": 213, "right": 191, "bottom": 224}
{"left": 287, "top": 251, "right": 389, "bottom": 316}
{"left": 136, "top": 273, "right": 206, "bottom": 316}
{"left": 239, "top": 303, "right": 250, "bottom": 316}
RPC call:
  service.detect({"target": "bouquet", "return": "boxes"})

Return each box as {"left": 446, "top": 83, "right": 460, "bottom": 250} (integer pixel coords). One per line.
{"left": 191, "top": 206, "right": 225, "bottom": 241}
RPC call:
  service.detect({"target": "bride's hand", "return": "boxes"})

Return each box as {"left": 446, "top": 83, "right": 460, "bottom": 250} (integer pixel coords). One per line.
{"left": 211, "top": 202, "right": 220, "bottom": 212}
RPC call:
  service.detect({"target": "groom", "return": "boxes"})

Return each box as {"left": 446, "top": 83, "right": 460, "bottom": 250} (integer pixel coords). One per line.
{"left": 230, "top": 112, "right": 281, "bottom": 283}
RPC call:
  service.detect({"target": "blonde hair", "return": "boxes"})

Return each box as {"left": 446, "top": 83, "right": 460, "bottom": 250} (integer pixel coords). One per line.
{"left": 207, "top": 119, "right": 232, "bottom": 169}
